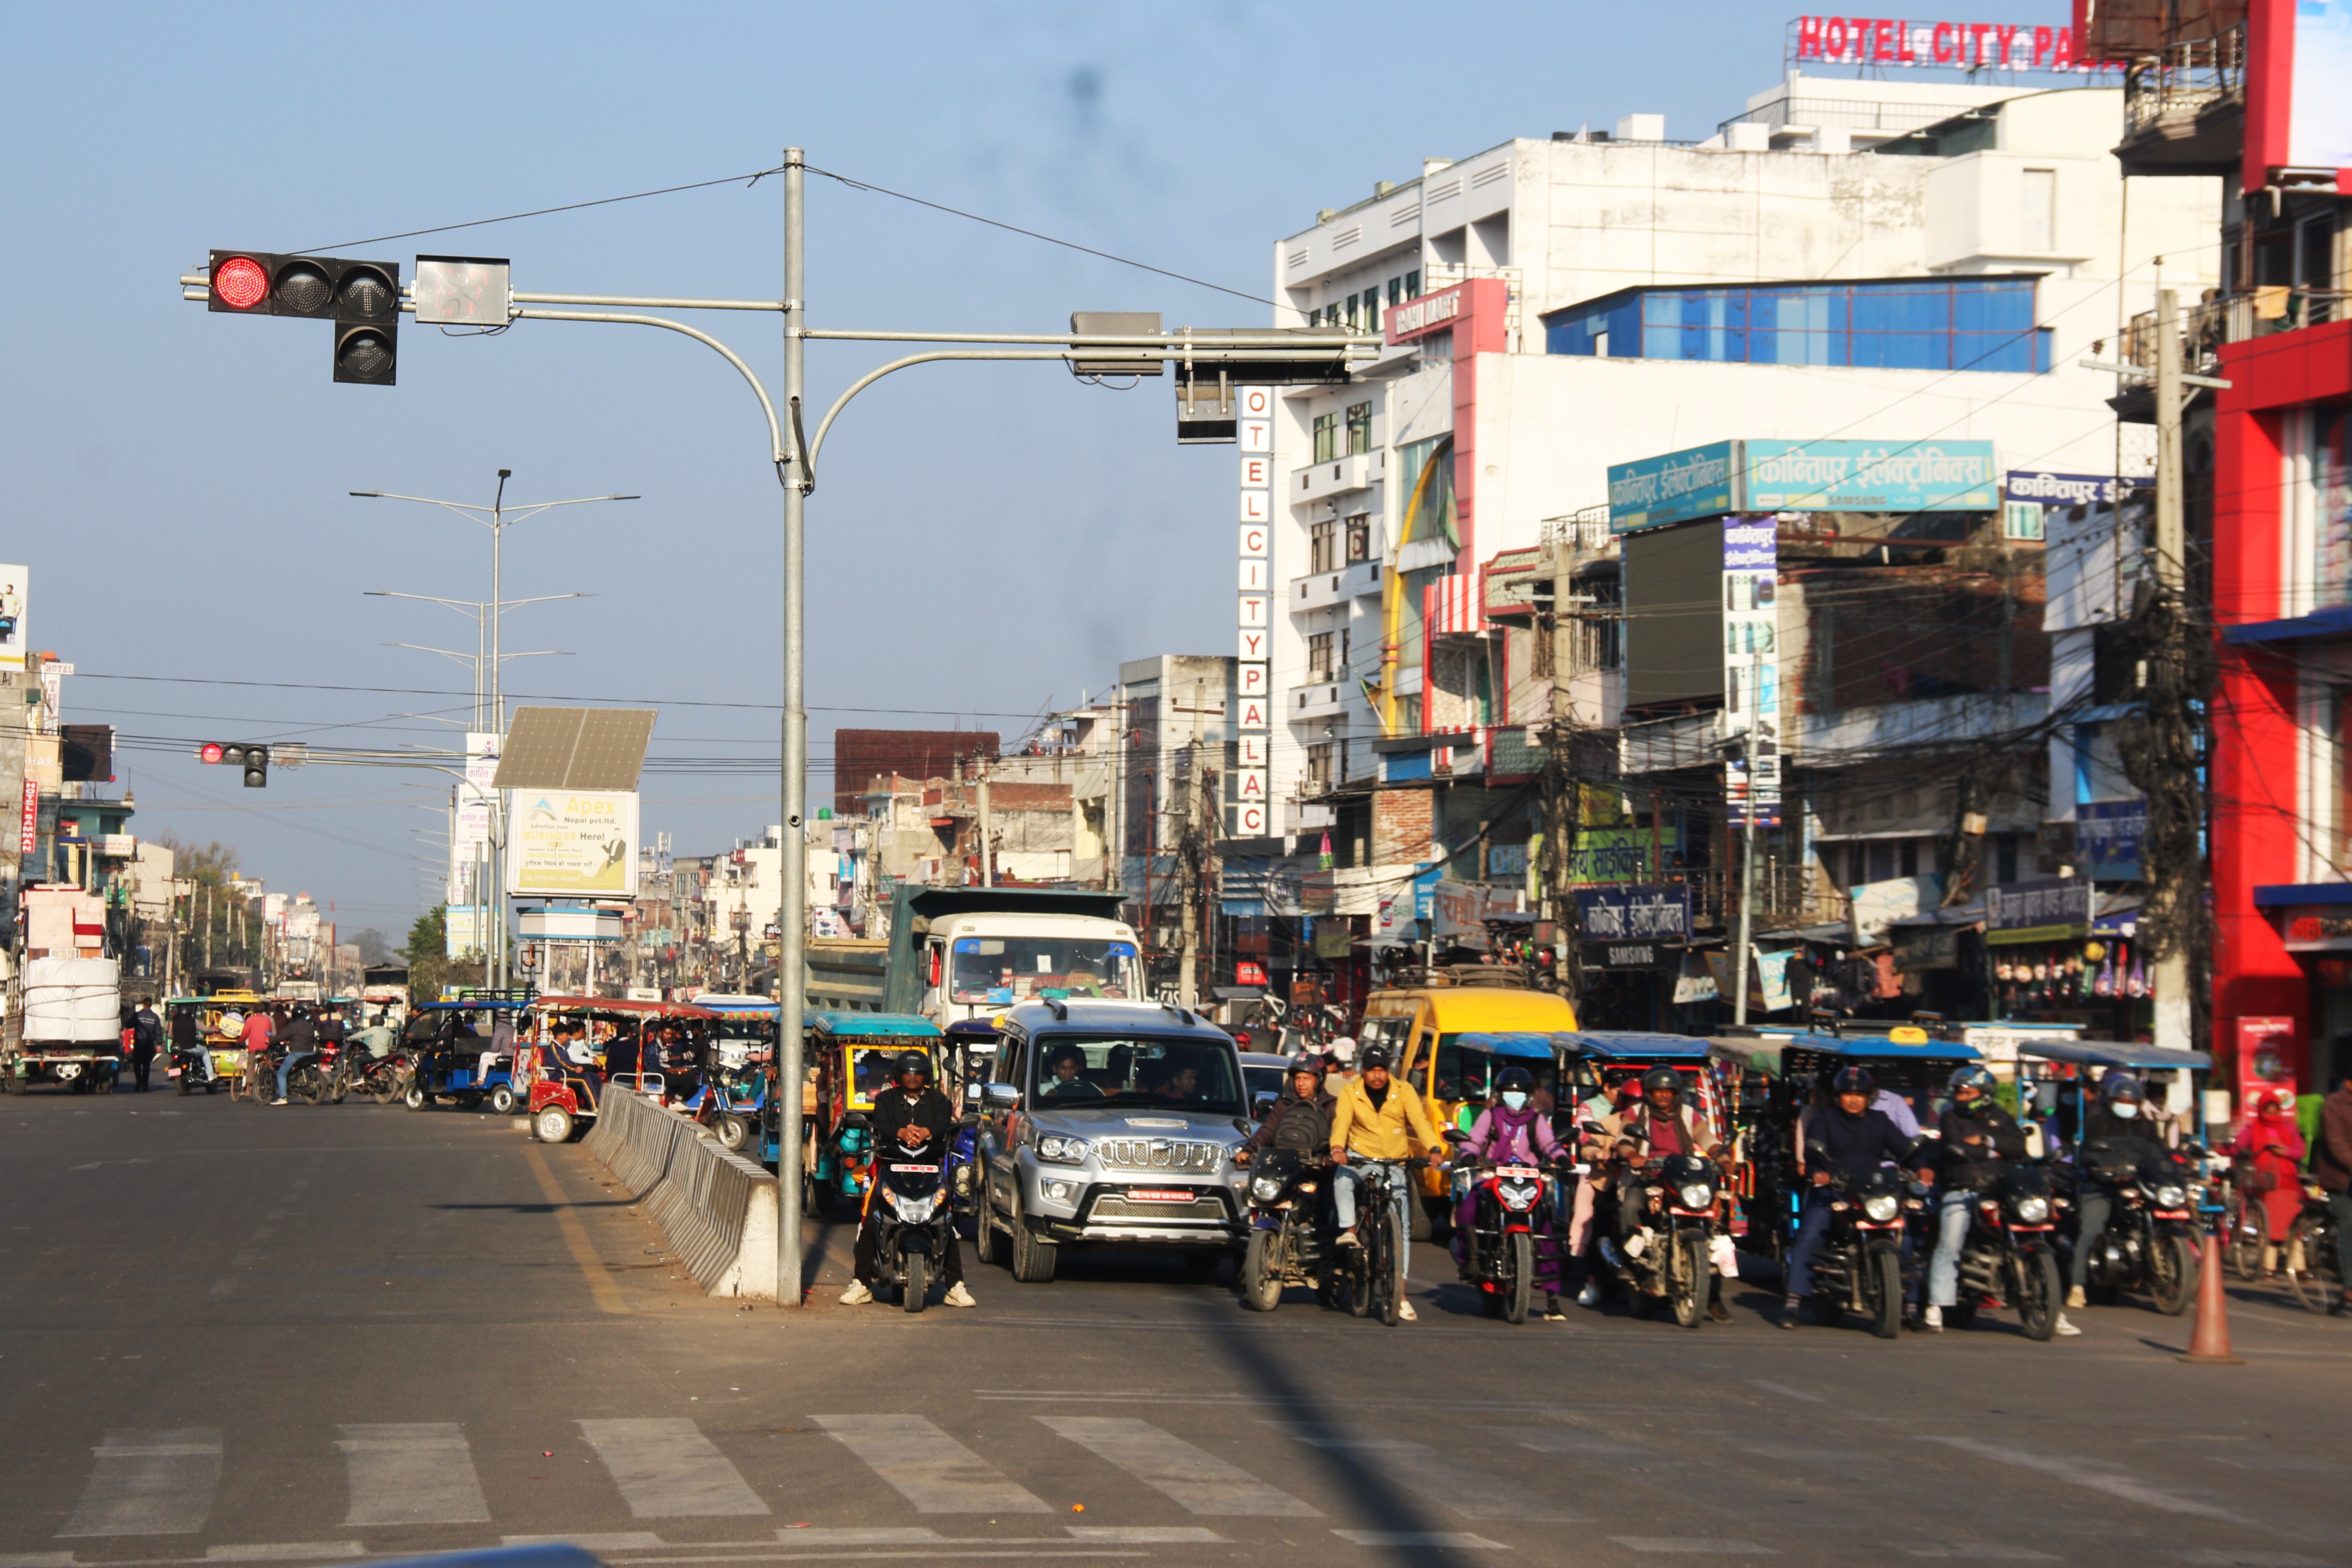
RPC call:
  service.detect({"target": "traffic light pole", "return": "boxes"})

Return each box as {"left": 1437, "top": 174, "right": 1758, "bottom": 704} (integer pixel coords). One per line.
{"left": 182, "top": 161, "right": 1375, "bottom": 1312}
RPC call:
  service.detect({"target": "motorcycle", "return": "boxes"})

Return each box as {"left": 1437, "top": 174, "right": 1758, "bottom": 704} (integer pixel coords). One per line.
{"left": 1238, "top": 1146, "right": 1337, "bottom": 1313}
{"left": 169, "top": 1042, "right": 222, "bottom": 1096}
{"left": 1801, "top": 1164, "right": 1914, "bottom": 1338}
{"left": 868, "top": 1131, "right": 956, "bottom": 1314}
{"left": 2070, "top": 1149, "right": 2201, "bottom": 1315}
{"left": 1601, "top": 1153, "right": 1723, "bottom": 1329}
{"left": 2286, "top": 1180, "right": 2344, "bottom": 1314}
{"left": 1453, "top": 1150, "right": 1558, "bottom": 1325}
{"left": 1945, "top": 1162, "right": 2064, "bottom": 1341}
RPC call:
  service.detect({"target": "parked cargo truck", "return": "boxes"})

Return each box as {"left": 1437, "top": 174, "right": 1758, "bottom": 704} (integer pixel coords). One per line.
{"left": 4, "top": 956, "right": 123, "bottom": 1093}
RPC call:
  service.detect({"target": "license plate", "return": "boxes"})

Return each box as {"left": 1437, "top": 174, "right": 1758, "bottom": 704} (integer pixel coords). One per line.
{"left": 1128, "top": 1189, "right": 1198, "bottom": 1204}
{"left": 1496, "top": 1166, "right": 1541, "bottom": 1179}
{"left": 890, "top": 1164, "right": 941, "bottom": 1173}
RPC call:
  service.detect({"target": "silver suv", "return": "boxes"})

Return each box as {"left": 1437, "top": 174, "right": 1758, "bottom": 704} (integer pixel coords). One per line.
{"left": 976, "top": 999, "right": 1251, "bottom": 1283}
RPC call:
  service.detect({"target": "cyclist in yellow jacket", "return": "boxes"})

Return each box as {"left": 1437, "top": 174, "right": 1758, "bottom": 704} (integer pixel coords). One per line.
{"left": 1328, "top": 1043, "right": 1446, "bottom": 1322}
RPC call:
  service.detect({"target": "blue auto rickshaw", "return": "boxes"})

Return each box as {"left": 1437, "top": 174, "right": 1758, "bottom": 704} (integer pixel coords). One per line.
{"left": 683, "top": 997, "right": 779, "bottom": 1153}
{"left": 398, "top": 998, "right": 533, "bottom": 1113}
{"left": 761, "top": 1011, "right": 946, "bottom": 1216}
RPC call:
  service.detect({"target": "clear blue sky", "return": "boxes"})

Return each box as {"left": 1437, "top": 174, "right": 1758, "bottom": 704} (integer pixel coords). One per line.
{"left": 1, "top": 1, "right": 2069, "bottom": 939}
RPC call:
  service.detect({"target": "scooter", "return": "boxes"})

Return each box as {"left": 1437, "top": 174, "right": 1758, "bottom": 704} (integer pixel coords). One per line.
{"left": 869, "top": 1131, "right": 955, "bottom": 1314}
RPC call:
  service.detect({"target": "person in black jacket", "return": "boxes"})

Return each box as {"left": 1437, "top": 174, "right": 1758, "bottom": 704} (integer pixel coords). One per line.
{"left": 1781, "top": 1066, "right": 1918, "bottom": 1328}
{"left": 842, "top": 1051, "right": 973, "bottom": 1308}
{"left": 2066, "top": 1074, "right": 2168, "bottom": 1308}
{"left": 271, "top": 1007, "right": 320, "bottom": 1105}
{"left": 1921, "top": 1063, "right": 2027, "bottom": 1331}
{"left": 1243, "top": 1056, "right": 1338, "bottom": 1161}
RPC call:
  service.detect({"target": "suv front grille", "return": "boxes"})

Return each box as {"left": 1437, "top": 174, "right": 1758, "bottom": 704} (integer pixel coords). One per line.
{"left": 1089, "top": 1191, "right": 1230, "bottom": 1221}
{"left": 1094, "top": 1137, "right": 1224, "bottom": 1171}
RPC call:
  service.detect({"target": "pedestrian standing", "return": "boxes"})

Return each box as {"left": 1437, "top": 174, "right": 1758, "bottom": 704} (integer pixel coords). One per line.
{"left": 2233, "top": 1090, "right": 2309, "bottom": 1278}
{"left": 130, "top": 998, "right": 161, "bottom": 1092}
{"left": 2309, "top": 1077, "right": 2352, "bottom": 1316}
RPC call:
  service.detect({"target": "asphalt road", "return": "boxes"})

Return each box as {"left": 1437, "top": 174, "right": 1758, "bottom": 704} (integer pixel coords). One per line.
{"left": 2, "top": 1087, "right": 2347, "bottom": 1568}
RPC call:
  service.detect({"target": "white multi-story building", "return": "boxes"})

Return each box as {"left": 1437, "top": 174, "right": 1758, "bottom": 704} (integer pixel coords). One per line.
{"left": 1252, "top": 71, "right": 2219, "bottom": 822}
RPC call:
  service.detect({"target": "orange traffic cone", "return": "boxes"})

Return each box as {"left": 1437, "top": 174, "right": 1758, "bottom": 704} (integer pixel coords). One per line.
{"left": 2177, "top": 1229, "right": 2243, "bottom": 1365}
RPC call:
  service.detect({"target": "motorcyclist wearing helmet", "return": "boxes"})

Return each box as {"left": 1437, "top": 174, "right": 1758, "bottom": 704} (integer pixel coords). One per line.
{"left": 1597, "top": 1066, "right": 1734, "bottom": 1322}
{"left": 842, "top": 1051, "right": 974, "bottom": 1308}
{"left": 1243, "top": 1055, "right": 1338, "bottom": 1162}
{"left": 2065, "top": 1072, "right": 2168, "bottom": 1309}
{"left": 1920, "top": 1063, "right": 2037, "bottom": 1332}
{"left": 1452, "top": 1066, "right": 1570, "bottom": 1316}
{"left": 1780, "top": 1066, "right": 1920, "bottom": 1328}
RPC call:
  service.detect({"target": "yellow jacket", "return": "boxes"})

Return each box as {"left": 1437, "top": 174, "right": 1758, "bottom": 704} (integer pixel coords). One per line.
{"left": 1329, "top": 1075, "right": 1444, "bottom": 1161}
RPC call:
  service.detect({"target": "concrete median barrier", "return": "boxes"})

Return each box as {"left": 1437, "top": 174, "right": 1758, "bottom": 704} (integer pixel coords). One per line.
{"left": 582, "top": 1084, "right": 778, "bottom": 1300}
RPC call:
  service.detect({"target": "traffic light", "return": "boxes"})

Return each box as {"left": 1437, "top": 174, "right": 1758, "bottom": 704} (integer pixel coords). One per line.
{"left": 199, "top": 742, "right": 270, "bottom": 787}
{"left": 206, "top": 250, "right": 399, "bottom": 385}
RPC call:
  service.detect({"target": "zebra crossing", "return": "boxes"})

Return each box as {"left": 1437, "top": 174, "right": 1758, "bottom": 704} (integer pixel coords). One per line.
{"left": 18, "top": 1409, "right": 2276, "bottom": 1564}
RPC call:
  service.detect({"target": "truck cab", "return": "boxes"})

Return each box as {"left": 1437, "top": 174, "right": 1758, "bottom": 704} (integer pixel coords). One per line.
{"left": 920, "top": 912, "right": 1144, "bottom": 1027}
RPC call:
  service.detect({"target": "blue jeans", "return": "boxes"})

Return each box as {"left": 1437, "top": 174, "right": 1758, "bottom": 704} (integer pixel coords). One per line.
{"left": 1926, "top": 1189, "right": 1976, "bottom": 1308}
{"left": 276, "top": 1050, "right": 316, "bottom": 1099}
{"left": 1335, "top": 1159, "right": 1413, "bottom": 1281}
{"left": 1786, "top": 1188, "right": 1837, "bottom": 1296}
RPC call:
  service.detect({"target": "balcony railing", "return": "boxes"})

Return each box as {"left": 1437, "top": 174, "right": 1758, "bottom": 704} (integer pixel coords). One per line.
{"left": 1679, "top": 865, "right": 1848, "bottom": 933}
{"left": 2126, "top": 287, "right": 2352, "bottom": 377}
{"left": 2122, "top": 25, "right": 2244, "bottom": 139}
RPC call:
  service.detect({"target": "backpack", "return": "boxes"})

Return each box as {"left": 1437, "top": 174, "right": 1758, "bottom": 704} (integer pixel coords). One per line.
{"left": 1270, "top": 1097, "right": 1328, "bottom": 1152}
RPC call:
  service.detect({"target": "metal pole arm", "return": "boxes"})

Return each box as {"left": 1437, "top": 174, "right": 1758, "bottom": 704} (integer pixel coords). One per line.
{"left": 514, "top": 308, "right": 784, "bottom": 464}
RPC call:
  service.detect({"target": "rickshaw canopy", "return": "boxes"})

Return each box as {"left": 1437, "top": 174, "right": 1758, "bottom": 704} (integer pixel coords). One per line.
{"left": 1452, "top": 1031, "right": 1557, "bottom": 1060}
{"left": 1783, "top": 1031, "right": 1981, "bottom": 1063}
{"left": 2016, "top": 1039, "right": 2212, "bottom": 1071}
{"left": 1557, "top": 1030, "right": 1715, "bottom": 1061}
{"left": 812, "top": 1011, "right": 941, "bottom": 1038}
{"left": 531, "top": 996, "right": 721, "bottom": 1020}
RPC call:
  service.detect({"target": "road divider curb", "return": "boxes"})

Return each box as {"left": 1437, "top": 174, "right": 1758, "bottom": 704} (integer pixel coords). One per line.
{"left": 582, "top": 1084, "right": 778, "bottom": 1300}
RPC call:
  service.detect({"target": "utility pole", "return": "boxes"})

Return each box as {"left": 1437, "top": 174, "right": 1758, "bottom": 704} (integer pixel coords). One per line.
{"left": 977, "top": 759, "right": 994, "bottom": 888}
{"left": 1177, "top": 739, "right": 1206, "bottom": 1007}
{"left": 1732, "top": 649, "right": 1762, "bottom": 1029}
{"left": 775, "top": 147, "right": 810, "bottom": 1310}
{"left": 2150, "top": 288, "right": 2192, "bottom": 1056}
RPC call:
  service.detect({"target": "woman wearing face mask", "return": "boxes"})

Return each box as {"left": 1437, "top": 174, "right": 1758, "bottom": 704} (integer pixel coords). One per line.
{"left": 2067, "top": 1074, "right": 2168, "bottom": 1309}
{"left": 2232, "top": 1090, "right": 2309, "bottom": 1279}
{"left": 1453, "top": 1066, "right": 1569, "bottom": 1317}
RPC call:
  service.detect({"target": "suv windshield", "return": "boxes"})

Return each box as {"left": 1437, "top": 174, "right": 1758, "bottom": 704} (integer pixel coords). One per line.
{"left": 951, "top": 937, "right": 1140, "bottom": 1004}
{"left": 1026, "top": 1035, "right": 1244, "bottom": 1116}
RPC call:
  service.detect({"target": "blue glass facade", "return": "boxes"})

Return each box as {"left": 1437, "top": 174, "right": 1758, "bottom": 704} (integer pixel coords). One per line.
{"left": 1544, "top": 276, "right": 2051, "bottom": 374}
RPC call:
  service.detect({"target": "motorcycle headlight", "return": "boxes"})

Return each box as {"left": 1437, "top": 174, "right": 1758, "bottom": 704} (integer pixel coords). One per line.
{"left": 1250, "top": 1176, "right": 1284, "bottom": 1203}
{"left": 892, "top": 1193, "right": 938, "bottom": 1222}
{"left": 2153, "top": 1185, "right": 2187, "bottom": 1210}
{"left": 1863, "top": 1194, "right": 1900, "bottom": 1222}
{"left": 1036, "top": 1135, "right": 1090, "bottom": 1165}
{"left": 1678, "top": 1183, "right": 1715, "bottom": 1210}
{"left": 1500, "top": 1182, "right": 1538, "bottom": 1212}
{"left": 2013, "top": 1195, "right": 2051, "bottom": 1223}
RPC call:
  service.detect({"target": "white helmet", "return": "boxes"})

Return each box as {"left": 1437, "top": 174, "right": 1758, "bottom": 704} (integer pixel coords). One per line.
{"left": 1326, "top": 1037, "right": 1357, "bottom": 1066}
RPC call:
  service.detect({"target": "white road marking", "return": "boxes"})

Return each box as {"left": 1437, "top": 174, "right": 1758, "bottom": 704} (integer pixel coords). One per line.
{"left": 0, "top": 1554, "right": 80, "bottom": 1567}
{"left": 503, "top": 1535, "right": 669, "bottom": 1551}
{"left": 1331, "top": 1532, "right": 1507, "bottom": 1549}
{"left": 810, "top": 1415, "right": 1048, "bottom": 1516}
{"left": 1036, "top": 1416, "right": 1316, "bottom": 1516}
{"left": 772, "top": 1531, "right": 944, "bottom": 1545}
{"left": 58, "top": 1430, "right": 223, "bottom": 1537}
{"left": 204, "top": 1546, "right": 362, "bottom": 1561}
{"left": 1746, "top": 1381, "right": 1826, "bottom": 1404}
{"left": 2165, "top": 1554, "right": 2331, "bottom": 1567}
{"left": 1063, "top": 1528, "right": 1227, "bottom": 1542}
{"left": 1921, "top": 1437, "right": 2269, "bottom": 1529}
{"left": 337, "top": 1424, "right": 490, "bottom": 1526}
{"left": 1896, "top": 1548, "right": 2061, "bottom": 1561}
{"left": 1286, "top": 1430, "right": 1585, "bottom": 1522}
{"left": 1609, "top": 1540, "right": 1778, "bottom": 1555}
{"left": 578, "top": 1419, "right": 770, "bottom": 1517}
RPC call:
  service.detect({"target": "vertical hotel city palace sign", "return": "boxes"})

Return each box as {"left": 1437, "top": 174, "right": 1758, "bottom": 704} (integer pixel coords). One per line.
{"left": 1234, "top": 386, "right": 1275, "bottom": 833}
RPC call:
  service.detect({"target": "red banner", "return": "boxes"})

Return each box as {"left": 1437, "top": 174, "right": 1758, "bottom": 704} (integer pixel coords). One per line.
{"left": 18, "top": 777, "right": 35, "bottom": 855}
{"left": 1794, "top": 15, "right": 2091, "bottom": 70}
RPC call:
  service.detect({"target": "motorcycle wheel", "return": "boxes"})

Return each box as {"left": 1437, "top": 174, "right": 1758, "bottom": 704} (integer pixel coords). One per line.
{"left": 1241, "top": 1230, "right": 1283, "bottom": 1312}
{"left": 901, "top": 1252, "right": 929, "bottom": 1314}
{"left": 714, "top": 1113, "right": 748, "bottom": 1153}
{"left": 368, "top": 1071, "right": 398, "bottom": 1106}
{"left": 178, "top": 1074, "right": 193, "bottom": 1097}
{"left": 2285, "top": 1218, "right": 2333, "bottom": 1313}
{"left": 2149, "top": 1234, "right": 2197, "bottom": 1317}
{"left": 2014, "top": 1248, "right": 2060, "bottom": 1341}
{"left": 1670, "top": 1230, "right": 1707, "bottom": 1329}
{"left": 1866, "top": 1246, "right": 1903, "bottom": 1340}
{"left": 290, "top": 1069, "right": 324, "bottom": 1105}
{"left": 1504, "top": 1230, "right": 1536, "bottom": 1326}
{"left": 533, "top": 1105, "right": 576, "bottom": 1144}
{"left": 490, "top": 1084, "right": 517, "bottom": 1116}
{"left": 1008, "top": 1194, "right": 1058, "bottom": 1284}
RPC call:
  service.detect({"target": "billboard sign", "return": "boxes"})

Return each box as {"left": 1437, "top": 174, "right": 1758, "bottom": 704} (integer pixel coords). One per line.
{"left": 2248, "top": 0, "right": 2352, "bottom": 190}
{"left": 506, "top": 790, "right": 640, "bottom": 897}
{"left": 1608, "top": 441, "right": 1737, "bottom": 533}
{"left": 1985, "top": 876, "right": 2093, "bottom": 945}
{"left": 1573, "top": 882, "right": 1693, "bottom": 941}
{"left": 1722, "top": 518, "right": 1782, "bottom": 827}
{"left": 1743, "top": 439, "right": 1998, "bottom": 512}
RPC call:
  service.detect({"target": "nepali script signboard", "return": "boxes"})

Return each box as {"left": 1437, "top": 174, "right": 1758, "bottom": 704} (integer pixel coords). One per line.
{"left": 1573, "top": 883, "right": 1693, "bottom": 942}
{"left": 1985, "top": 877, "right": 2092, "bottom": 946}
{"left": 1611, "top": 440, "right": 1997, "bottom": 532}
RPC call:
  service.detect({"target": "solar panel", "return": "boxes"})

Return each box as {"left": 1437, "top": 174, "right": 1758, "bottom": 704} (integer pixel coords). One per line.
{"left": 491, "top": 707, "right": 655, "bottom": 790}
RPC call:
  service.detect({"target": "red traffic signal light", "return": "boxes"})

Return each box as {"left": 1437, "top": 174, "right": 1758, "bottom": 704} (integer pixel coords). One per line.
{"left": 210, "top": 255, "right": 271, "bottom": 311}
{"left": 197, "top": 741, "right": 269, "bottom": 785}
{"left": 199, "top": 742, "right": 226, "bottom": 765}
{"left": 206, "top": 250, "right": 400, "bottom": 384}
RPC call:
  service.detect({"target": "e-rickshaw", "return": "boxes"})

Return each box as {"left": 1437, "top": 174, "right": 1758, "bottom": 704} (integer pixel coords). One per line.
{"left": 1761, "top": 1027, "right": 1984, "bottom": 1270}
{"left": 396, "top": 998, "right": 533, "bottom": 1113}
{"left": 165, "top": 992, "right": 265, "bottom": 1091}
{"left": 1554, "top": 1029, "right": 1742, "bottom": 1232}
{"left": 680, "top": 998, "right": 778, "bottom": 1152}
{"left": 760, "top": 1012, "right": 943, "bottom": 1216}
{"left": 522, "top": 997, "right": 722, "bottom": 1144}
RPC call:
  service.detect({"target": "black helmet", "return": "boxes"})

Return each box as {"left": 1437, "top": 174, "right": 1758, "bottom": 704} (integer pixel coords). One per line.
{"left": 894, "top": 1050, "right": 931, "bottom": 1081}
{"left": 1289, "top": 1053, "right": 1326, "bottom": 1081}
{"left": 1358, "top": 1043, "right": 1392, "bottom": 1070}
{"left": 1497, "top": 1066, "right": 1535, "bottom": 1094}
{"left": 1831, "top": 1066, "right": 1876, "bottom": 1097}
{"left": 1640, "top": 1066, "right": 1682, "bottom": 1094}
{"left": 1947, "top": 1063, "right": 1997, "bottom": 1096}
{"left": 2101, "top": 1074, "right": 2144, "bottom": 1105}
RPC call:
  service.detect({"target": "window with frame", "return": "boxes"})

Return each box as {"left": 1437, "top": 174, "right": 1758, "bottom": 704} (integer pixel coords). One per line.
{"left": 1405, "top": 269, "right": 1421, "bottom": 298}
{"left": 1306, "top": 742, "right": 1334, "bottom": 789}
{"left": 1345, "top": 401, "right": 1372, "bottom": 455}
{"left": 1307, "top": 631, "right": 1335, "bottom": 680}
{"left": 1312, "top": 411, "right": 1341, "bottom": 464}
{"left": 1544, "top": 276, "right": 2050, "bottom": 373}
{"left": 1344, "top": 513, "right": 1372, "bottom": 562}
{"left": 1387, "top": 277, "right": 1403, "bottom": 309}
{"left": 1310, "top": 518, "right": 1338, "bottom": 573}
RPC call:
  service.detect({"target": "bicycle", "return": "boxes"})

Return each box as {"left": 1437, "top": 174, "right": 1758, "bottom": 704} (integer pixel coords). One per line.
{"left": 2222, "top": 1180, "right": 2267, "bottom": 1281}
{"left": 1335, "top": 1156, "right": 1427, "bottom": 1327}
{"left": 2285, "top": 1182, "right": 2343, "bottom": 1314}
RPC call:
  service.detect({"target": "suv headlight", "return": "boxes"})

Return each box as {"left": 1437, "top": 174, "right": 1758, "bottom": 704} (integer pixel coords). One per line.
{"left": 1678, "top": 1182, "right": 1715, "bottom": 1210}
{"left": 1862, "top": 1194, "right": 1900, "bottom": 1222}
{"left": 1251, "top": 1175, "right": 1284, "bottom": 1203}
{"left": 2152, "top": 1184, "right": 2187, "bottom": 1209}
{"left": 1036, "top": 1134, "right": 1090, "bottom": 1165}
{"left": 2013, "top": 1194, "right": 2051, "bottom": 1223}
